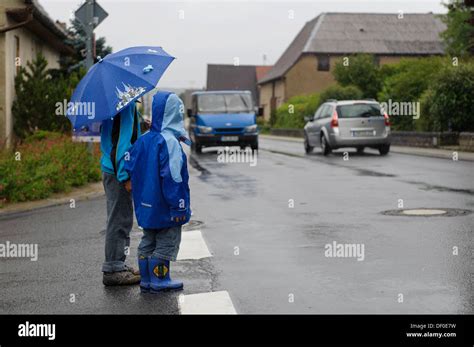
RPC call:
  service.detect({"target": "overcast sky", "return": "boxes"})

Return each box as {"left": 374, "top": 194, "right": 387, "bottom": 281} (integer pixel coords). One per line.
{"left": 40, "top": 0, "right": 447, "bottom": 89}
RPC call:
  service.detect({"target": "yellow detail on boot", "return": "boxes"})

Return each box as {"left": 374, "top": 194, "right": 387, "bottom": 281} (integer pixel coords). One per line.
{"left": 153, "top": 264, "right": 168, "bottom": 278}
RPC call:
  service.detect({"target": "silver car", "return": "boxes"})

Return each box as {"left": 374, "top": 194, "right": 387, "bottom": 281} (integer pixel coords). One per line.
{"left": 304, "top": 99, "right": 391, "bottom": 156}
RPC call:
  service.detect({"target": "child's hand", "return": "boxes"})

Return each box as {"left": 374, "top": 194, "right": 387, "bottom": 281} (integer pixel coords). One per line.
{"left": 173, "top": 216, "right": 186, "bottom": 223}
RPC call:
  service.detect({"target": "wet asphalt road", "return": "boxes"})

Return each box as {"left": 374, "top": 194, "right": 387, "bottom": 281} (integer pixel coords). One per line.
{"left": 0, "top": 136, "right": 473, "bottom": 314}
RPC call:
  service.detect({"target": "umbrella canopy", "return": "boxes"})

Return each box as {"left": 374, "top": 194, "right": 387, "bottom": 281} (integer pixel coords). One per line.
{"left": 67, "top": 46, "right": 175, "bottom": 130}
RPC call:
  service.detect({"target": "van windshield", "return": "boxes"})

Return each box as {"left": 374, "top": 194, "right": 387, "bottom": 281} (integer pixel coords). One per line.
{"left": 197, "top": 93, "right": 253, "bottom": 113}
{"left": 336, "top": 104, "right": 382, "bottom": 118}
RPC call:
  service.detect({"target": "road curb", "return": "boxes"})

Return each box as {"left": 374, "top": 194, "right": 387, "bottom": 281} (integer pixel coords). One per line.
{"left": 260, "top": 134, "right": 474, "bottom": 162}
{"left": 0, "top": 182, "right": 104, "bottom": 217}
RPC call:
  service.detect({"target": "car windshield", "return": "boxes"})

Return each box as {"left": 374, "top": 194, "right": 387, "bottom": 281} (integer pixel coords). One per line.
{"left": 197, "top": 93, "right": 253, "bottom": 113}
{"left": 336, "top": 103, "right": 382, "bottom": 118}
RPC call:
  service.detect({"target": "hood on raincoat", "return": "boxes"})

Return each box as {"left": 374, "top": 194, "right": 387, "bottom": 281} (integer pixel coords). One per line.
{"left": 151, "top": 91, "right": 191, "bottom": 145}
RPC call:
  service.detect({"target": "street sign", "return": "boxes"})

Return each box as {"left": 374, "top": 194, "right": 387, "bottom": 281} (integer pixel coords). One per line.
{"left": 75, "top": 0, "right": 108, "bottom": 28}
{"left": 72, "top": 122, "right": 101, "bottom": 143}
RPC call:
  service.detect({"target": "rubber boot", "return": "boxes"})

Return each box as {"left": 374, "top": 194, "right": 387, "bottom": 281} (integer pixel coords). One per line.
{"left": 138, "top": 255, "right": 150, "bottom": 293}
{"left": 148, "top": 257, "right": 183, "bottom": 293}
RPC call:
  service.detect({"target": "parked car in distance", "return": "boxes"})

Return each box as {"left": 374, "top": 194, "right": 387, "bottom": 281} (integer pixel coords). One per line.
{"left": 303, "top": 99, "right": 391, "bottom": 156}
{"left": 188, "top": 91, "right": 262, "bottom": 153}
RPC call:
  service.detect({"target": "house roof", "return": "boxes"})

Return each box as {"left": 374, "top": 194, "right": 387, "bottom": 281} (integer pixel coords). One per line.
{"left": 207, "top": 64, "right": 272, "bottom": 102}
{"left": 6, "top": 0, "right": 74, "bottom": 55}
{"left": 259, "top": 12, "right": 446, "bottom": 84}
{"left": 256, "top": 65, "right": 272, "bottom": 81}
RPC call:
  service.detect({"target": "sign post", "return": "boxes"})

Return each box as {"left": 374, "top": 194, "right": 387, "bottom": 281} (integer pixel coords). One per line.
{"left": 72, "top": 0, "right": 108, "bottom": 144}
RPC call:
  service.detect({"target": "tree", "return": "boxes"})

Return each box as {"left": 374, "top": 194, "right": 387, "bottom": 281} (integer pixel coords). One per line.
{"left": 441, "top": 0, "right": 474, "bottom": 57}
{"left": 425, "top": 63, "right": 474, "bottom": 132}
{"left": 377, "top": 57, "right": 445, "bottom": 130}
{"left": 12, "top": 54, "right": 76, "bottom": 139}
{"left": 59, "top": 18, "right": 113, "bottom": 73}
{"left": 319, "top": 85, "right": 363, "bottom": 103}
{"left": 333, "top": 54, "right": 382, "bottom": 98}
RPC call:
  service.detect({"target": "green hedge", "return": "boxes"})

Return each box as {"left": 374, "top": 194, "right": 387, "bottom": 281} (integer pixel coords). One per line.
{"left": 424, "top": 63, "right": 474, "bottom": 132}
{"left": 273, "top": 93, "right": 320, "bottom": 129}
{"left": 273, "top": 85, "right": 363, "bottom": 129}
{"left": 378, "top": 57, "right": 446, "bottom": 130}
{"left": 0, "top": 131, "right": 101, "bottom": 206}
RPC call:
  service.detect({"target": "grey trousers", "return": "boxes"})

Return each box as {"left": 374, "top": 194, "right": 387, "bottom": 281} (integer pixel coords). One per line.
{"left": 102, "top": 172, "right": 133, "bottom": 273}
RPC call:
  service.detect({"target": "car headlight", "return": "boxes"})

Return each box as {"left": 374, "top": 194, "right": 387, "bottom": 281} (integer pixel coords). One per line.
{"left": 197, "top": 126, "right": 213, "bottom": 134}
{"left": 244, "top": 124, "right": 258, "bottom": 133}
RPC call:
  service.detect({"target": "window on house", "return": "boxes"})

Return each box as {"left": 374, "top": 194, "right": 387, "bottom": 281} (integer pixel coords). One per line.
{"left": 317, "top": 55, "right": 330, "bottom": 71}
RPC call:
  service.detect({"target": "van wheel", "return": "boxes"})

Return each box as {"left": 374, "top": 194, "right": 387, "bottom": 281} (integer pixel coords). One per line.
{"left": 251, "top": 142, "right": 258, "bottom": 153}
{"left": 379, "top": 144, "right": 390, "bottom": 156}
{"left": 304, "top": 134, "right": 313, "bottom": 154}
{"left": 321, "top": 134, "right": 331, "bottom": 156}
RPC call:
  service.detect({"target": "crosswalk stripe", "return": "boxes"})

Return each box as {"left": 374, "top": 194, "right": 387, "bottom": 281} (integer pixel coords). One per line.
{"left": 177, "top": 229, "right": 212, "bottom": 260}
{"left": 179, "top": 291, "right": 237, "bottom": 314}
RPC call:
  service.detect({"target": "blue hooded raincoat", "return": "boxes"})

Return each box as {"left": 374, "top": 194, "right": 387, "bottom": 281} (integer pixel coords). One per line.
{"left": 124, "top": 92, "right": 191, "bottom": 229}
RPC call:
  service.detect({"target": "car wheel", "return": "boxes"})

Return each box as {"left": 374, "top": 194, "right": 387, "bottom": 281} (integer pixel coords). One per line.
{"left": 356, "top": 146, "right": 365, "bottom": 154}
{"left": 320, "top": 134, "right": 331, "bottom": 156}
{"left": 195, "top": 144, "right": 202, "bottom": 154}
{"left": 304, "top": 134, "right": 313, "bottom": 154}
{"left": 379, "top": 144, "right": 390, "bottom": 156}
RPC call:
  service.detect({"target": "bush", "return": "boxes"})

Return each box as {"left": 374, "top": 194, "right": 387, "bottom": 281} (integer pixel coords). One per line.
{"left": 256, "top": 117, "right": 270, "bottom": 134}
{"left": 333, "top": 54, "right": 382, "bottom": 98}
{"left": 425, "top": 63, "right": 474, "bottom": 132}
{"left": 378, "top": 57, "right": 446, "bottom": 130}
{"left": 320, "top": 85, "right": 363, "bottom": 103}
{"left": 0, "top": 132, "right": 101, "bottom": 205}
{"left": 273, "top": 93, "right": 320, "bottom": 129}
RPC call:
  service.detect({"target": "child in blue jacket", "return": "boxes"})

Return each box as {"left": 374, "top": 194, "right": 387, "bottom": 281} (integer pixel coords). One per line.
{"left": 124, "top": 91, "right": 191, "bottom": 293}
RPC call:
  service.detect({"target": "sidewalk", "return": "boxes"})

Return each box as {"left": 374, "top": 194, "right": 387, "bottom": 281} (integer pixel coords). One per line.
{"left": 1, "top": 152, "right": 200, "bottom": 216}
{"left": 261, "top": 134, "right": 474, "bottom": 162}
{"left": 0, "top": 181, "right": 104, "bottom": 216}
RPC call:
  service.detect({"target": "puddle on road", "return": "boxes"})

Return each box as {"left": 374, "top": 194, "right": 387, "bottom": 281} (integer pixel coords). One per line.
{"left": 402, "top": 181, "right": 474, "bottom": 196}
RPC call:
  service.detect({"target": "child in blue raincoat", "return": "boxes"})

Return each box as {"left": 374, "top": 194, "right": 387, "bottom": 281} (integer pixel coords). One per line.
{"left": 124, "top": 91, "right": 191, "bottom": 293}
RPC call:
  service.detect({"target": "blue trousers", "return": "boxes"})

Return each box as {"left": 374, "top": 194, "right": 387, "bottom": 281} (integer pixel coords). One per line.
{"left": 138, "top": 226, "right": 182, "bottom": 261}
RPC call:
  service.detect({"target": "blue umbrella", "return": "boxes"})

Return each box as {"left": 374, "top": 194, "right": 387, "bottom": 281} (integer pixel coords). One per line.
{"left": 67, "top": 46, "right": 175, "bottom": 130}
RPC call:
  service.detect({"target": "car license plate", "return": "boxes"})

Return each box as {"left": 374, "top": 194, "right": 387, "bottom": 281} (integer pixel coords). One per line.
{"left": 352, "top": 130, "right": 374, "bottom": 137}
{"left": 221, "top": 136, "right": 239, "bottom": 142}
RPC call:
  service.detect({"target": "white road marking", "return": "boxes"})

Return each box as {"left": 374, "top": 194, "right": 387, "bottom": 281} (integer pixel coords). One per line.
{"left": 177, "top": 229, "right": 212, "bottom": 260}
{"left": 179, "top": 291, "right": 237, "bottom": 314}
